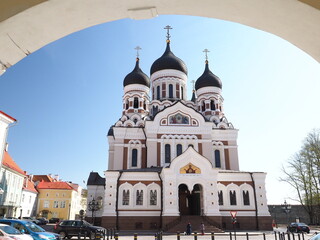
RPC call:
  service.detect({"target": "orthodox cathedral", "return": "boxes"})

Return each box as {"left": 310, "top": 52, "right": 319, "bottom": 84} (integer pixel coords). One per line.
{"left": 87, "top": 27, "right": 271, "bottom": 231}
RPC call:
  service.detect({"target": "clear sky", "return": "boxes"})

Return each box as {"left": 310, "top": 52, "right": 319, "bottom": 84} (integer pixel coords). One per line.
{"left": 1, "top": 15, "right": 320, "bottom": 204}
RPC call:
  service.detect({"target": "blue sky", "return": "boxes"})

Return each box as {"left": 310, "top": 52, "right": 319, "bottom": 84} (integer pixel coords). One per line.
{"left": 1, "top": 15, "right": 320, "bottom": 204}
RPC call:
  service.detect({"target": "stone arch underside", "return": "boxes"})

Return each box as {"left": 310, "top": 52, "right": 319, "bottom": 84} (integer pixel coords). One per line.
{"left": 0, "top": 0, "right": 320, "bottom": 73}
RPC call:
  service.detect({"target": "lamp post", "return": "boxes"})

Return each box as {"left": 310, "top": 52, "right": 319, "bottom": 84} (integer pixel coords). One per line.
{"left": 281, "top": 200, "right": 291, "bottom": 225}
{"left": 88, "top": 198, "right": 100, "bottom": 224}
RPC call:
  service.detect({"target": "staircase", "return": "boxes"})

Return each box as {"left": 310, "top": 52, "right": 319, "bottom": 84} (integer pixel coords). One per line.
{"left": 165, "top": 215, "right": 223, "bottom": 233}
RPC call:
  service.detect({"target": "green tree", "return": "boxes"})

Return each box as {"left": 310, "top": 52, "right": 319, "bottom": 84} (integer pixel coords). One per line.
{"left": 280, "top": 129, "right": 320, "bottom": 224}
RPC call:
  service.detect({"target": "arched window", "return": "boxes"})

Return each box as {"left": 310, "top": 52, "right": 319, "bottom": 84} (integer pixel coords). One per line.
{"left": 218, "top": 190, "right": 223, "bottom": 205}
{"left": 122, "top": 190, "right": 130, "bottom": 205}
{"left": 157, "top": 86, "right": 160, "bottom": 100}
{"left": 169, "top": 84, "right": 173, "bottom": 98}
{"left": 215, "top": 150, "right": 221, "bottom": 168}
{"left": 125, "top": 99, "right": 129, "bottom": 110}
{"left": 202, "top": 101, "right": 205, "bottom": 111}
{"left": 230, "top": 190, "right": 237, "bottom": 205}
{"left": 133, "top": 97, "right": 139, "bottom": 108}
{"left": 243, "top": 190, "right": 250, "bottom": 205}
{"left": 211, "top": 100, "right": 216, "bottom": 110}
{"left": 188, "top": 144, "right": 194, "bottom": 148}
{"left": 132, "top": 149, "right": 138, "bottom": 167}
{"left": 181, "top": 87, "right": 184, "bottom": 99}
{"left": 150, "top": 190, "right": 157, "bottom": 206}
{"left": 176, "top": 144, "right": 182, "bottom": 156}
{"left": 136, "top": 190, "right": 143, "bottom": 205}
{"left": 165, "top": 144, "right": 171, "bottom": 163}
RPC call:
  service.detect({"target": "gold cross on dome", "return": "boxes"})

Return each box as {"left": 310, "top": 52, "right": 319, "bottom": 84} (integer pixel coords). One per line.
{"left": 134, "top": 46, "right": 142, "bottom": 58}
{"left": 164, "top": 25, "right": 173, "bottom": 40}
{"left": 203, "top": 49, "right": 210, "bottom": 61}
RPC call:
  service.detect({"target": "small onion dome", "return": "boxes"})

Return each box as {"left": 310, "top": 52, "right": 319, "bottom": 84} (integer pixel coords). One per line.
{"left": 195, "top": 60, "right": 222, "bottom": 90}
{"left": 107, "top": 126, "right": 114, "bottom": 136}
{"left": 150, "top": 41, "right": 187, "bottom": 75}
{"left": 123, "top": 58, "right": 150, "bottom": 87}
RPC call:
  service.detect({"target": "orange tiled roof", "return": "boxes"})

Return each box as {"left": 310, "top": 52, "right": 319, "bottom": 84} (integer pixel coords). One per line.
{"left": 2, "top": 151, "right": 25, "bottom": 175}
{"left": 37, "top": 181, "right": 74, "bottom": 190}
{"left": 0, "top": 111, "right": 16, "bottom": 122}
{"left": 33, "top": 175, "right": 57, "bottom": 183}
{"left": 23, "top": 178, "right": 38, "bottom": 193}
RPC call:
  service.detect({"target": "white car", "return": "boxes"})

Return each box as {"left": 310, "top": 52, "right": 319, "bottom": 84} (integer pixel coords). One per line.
{"left": 0, "top": 224, "right": 33, "bottom": 240}
{"left": 310, "top": 233, "right": 320, "bottom": 240}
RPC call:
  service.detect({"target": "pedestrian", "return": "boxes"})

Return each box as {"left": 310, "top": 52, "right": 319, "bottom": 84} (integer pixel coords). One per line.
{"left": 186, "top": 222, "right": 192, "bottom": 235}
{"left": 200, "top": 222, "right": 205, "bottom": 235}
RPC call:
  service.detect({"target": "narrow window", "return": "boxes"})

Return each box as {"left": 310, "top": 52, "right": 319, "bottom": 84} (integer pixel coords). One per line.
{"left": 126, "top": 100, "right": 129, "bottom": 110}
{"left": 123, "top": 190, "right": 130, "bottom": 205}
{"left": 150, "top": 190, "right": 157, "bottom": 206}
{"left": 157, "top": 86, "right": 160, "bottom": 100}
{"left": 176, "top": 84, "right": 180, "bottom": 98}
{"left": 181, "top": 87, "right": 184, "bottom": 100}
{"left": 169, "top": 84, "right": 173, "bottom": 98}
{"left": 211, "top": 100, "right": 216, "bottom": 110}
{"left": 230, "top": 191, "right": 237, "bottom": 205}
{"left": 132, "top": 149, "right": 138, "bottom": 167}
{"left": 202, "top": 101, "right": 205, "bottom": 111}
{"left": 218, "top": 190, "right": 223, "bottom": 205}
{"left": 215, "top": 150, "right": 221, "bottom": 168}
{"left": 188, "top": 144, "right": 194, "bottom": 148}
{"left": 152, "top": 87, "right": 155, "bottom": 100}
{"left": 136, "top": 190, "right": 143, "bottom": 205}
{"left": 165, "top": 144, "right": 171, "bottom": 163}
{"left": 243, "top": 190, "right": 250, "bottom": 205}
{"left": 133, "top": 97, "right": 139, "bottom": 108}
{"left": 162, "top": 83, "right": 166, "bottom": 98}
{"left": 176, "top": 144, "right": 182, "bottom": 156}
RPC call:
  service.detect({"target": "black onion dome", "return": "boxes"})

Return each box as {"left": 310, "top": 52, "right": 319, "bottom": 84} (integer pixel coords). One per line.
{"left": 123, "top": 58, "right": 150, "bottom": 87}
{"left": 107, "top": 126, "right": 114, "bottom": 136}
{"left": 150, "top": 41, "right": 188, "bottom": 75}
{"left": 195, "top": 61, "right": 222, "bottom": 90}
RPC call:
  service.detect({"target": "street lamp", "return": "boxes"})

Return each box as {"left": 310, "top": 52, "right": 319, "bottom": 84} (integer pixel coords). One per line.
{"left": 88, "top": 198, "right": 100, "bottom": 224}
{"left": 281, "top": 200, "right": 291, "bottom": 225}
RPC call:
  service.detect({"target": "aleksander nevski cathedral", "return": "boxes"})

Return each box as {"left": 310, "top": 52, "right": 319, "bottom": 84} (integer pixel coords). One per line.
{"left": 87, "top": 26, "right": 271, "bottom": 231}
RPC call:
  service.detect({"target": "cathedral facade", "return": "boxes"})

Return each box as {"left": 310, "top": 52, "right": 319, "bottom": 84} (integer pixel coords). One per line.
{"left": 87, "top": 30, "right": 271, "bottom": 231}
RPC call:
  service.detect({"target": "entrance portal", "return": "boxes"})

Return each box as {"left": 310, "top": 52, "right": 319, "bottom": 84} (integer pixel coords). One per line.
{"left": 178, "top": 184, "right": 202, "bottom": 215}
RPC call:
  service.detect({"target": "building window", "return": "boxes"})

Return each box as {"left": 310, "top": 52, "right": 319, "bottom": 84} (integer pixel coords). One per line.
{"left": 176, "top": 144, "right": 182, "bottom": 156}
{"left": 230, "top": 191, "right": 237, "bottom": 205}
{"left": 169, "top": 84, "right": 173, "bottom": 98}
{"left": 123, "top": 190, "right": 130, "bottom": 205}
{"left": 215, "top": 150, "right": 221, "bottom": 168}
{"left": 22, "top": 194, "right": 25, "bottom": 203}
{"left": 202, "top": 101, "right": 205, "bottom": 111}
{"left": 56, "top": 193, "right": 59, "bottom": 197}
{"left": 218, "top": 190, "right": 223, "bottom": 205}
{"left": 46, "top": 193, "right": 49, "bottom": 197}
{"left": 243, "top": 190, "right": 250, "bottom": 205}
{"left": 29, "top": 196, "right": 32, "bottom": 203}
{"left": 211, "top": 100, "right": 216, "bottom": 110}
{"left": 132, "top": 149, "right": 138, "bottom": 167}
{"left": 157, "top": 86, "right": 160, "bottom": 100}
{"left": 165, "top": 144, "right": 171, "bottom": 163}
{"left": 60, "top": 201, "right": 66, "bottom": 208}
{"left": 188, "top": 144, "right": 194, "bottom": 148}
{"left": 136, "top": 190, "right": 143, "bottom": 205}
{"left": 181, "top": 87, "right": 184, "bottom": 99}
{"left": 150, "top": 190, "right": 157, "bottom": 206}
{"left": 44, "top": 201, "right": 49, "bottom": 208}
{"left": 133, "top": 97, "right": 139, "bottom": 109}
{"left": 53, "top": 201, "right": 59, "bottom": 208}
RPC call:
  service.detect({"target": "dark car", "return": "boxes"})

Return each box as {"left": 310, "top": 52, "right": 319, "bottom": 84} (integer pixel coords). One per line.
{"left": 287, "top": 222, "right": 310, "bottom": 233}
{"left": 54, "top": 220, "right": 105, "bottom": 239}
{"left": 49, "top": 218, "right": 60, "bottom": 224}
{"left": 36, "top": 218, "right": 48, "bottom": 225}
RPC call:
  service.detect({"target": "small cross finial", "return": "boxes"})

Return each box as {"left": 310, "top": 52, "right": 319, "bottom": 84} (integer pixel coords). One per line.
{"left": 134, "top": 46, "right": 142, "bottom": 58}
{"left": 164, "top": 25, "right": 173, "bottom": 41}
{"left": 203, "top": 49, "right": 210, "bottom": 61}
{"left": 190, "top": 80, "right": 196, "bottom": 91}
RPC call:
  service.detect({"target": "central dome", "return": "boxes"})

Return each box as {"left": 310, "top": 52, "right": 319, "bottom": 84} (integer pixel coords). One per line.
{"left": 150, "top": 41, "right": 188, "bottom": 75}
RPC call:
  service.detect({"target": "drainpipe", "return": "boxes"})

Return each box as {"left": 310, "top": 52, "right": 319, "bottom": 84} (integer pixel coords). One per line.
{"left": 249, "top": 172, "right": 259, "bottom": 230}
{"left": 157, "top": 171, "right": 163, "bottom": 230}
{"left": 115, "top": 171, "right": 123, "bottom": 230}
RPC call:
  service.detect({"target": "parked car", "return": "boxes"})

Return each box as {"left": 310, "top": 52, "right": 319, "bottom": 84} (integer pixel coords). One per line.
{"left": 54, "top": 220, "right": 105, "bottom": 239}
{"left": 287, "top": 222, "right": 310, "bottom": 233}
{"left": 48, "top": 218, "right": 60, "bottom": 224}
{"left": 36, "top": 218, "right": 48, "bottom": 225}
{"left": 0, "top": 223, "right": 34, "bottom": 240}
{"left": 21, "top": 218, "right": 40, "bottom": 225}
{"left": 310, "top": 233, "right": 320, "bottom": 240}
{"left": 0, "top": 219, "right": 60, "bottom": 240}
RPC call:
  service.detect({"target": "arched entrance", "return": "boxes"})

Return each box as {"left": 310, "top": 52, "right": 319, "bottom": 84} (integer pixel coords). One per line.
{"left": 178, "top": 184, "right": 203, "bottom": 215}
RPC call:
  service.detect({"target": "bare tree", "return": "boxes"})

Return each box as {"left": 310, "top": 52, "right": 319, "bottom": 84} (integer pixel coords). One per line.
{"left": 280, "top": 129, "right": 320, "bottom": 224}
